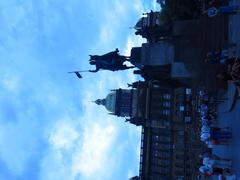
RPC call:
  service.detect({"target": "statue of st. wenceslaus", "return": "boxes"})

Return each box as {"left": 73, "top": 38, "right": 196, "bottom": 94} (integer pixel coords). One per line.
{"left": 89, "top": 48, "right": 134, "bottom": 72}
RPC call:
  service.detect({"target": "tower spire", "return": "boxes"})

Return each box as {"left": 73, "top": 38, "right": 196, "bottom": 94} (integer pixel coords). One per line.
{"left": 94, "top": 99, "right": 106, "bottom": 106}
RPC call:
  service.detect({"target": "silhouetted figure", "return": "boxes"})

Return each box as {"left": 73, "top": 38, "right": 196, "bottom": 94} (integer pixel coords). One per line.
{"left": 89, "top": 49, "right": 133, "bottom": 72}
{"left": 89, "top": 61, "right": 134, "bottom": 72}
{"left": 89, "top": 48, "right": 130, "bottom": 65}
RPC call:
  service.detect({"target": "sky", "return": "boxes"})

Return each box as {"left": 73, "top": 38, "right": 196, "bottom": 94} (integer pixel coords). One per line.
{"left": 0, "top": 0, "right": 159, "bottom": 180}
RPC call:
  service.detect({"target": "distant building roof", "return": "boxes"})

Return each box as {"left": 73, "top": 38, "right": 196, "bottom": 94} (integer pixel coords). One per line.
{"left": 95, "top": 92, "right": 117, "bottom": 113}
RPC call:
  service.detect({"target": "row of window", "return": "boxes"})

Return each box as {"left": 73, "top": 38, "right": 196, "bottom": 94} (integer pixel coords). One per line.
{"left": 150, "top": 109, "right": 171, "bottom": 116}
{"left": 163, "top": 94, "right": 171, "bottom": 100}
{"left": 151, "top": 158, "right": 171, "bottom": 166}
{"left": 151, "top": 120, "right": 171, "bottom": 127}
{"left": 151, "top": 101, "right": 171, "bottom": 107}
{"left": 152, "top": 150, "right": 171, "bottom": 158}
{"left": 151, "top": 166, "right": 170, "bottom": 174}
{"left": 152, "top": 134, "right": 171, "bottom": 142}
{"left": 151, "top": 128, "right": 171, "bottom": 136}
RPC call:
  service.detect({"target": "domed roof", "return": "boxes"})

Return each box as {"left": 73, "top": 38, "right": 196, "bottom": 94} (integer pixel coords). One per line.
{"left": 134, "top": 17, "right": 147, "bottom": 30}
{"left": 104, "top": 92, "right": 117, "bottom": 113}
{"left": 95, "top": 92, "right": 117, "bottom": 113}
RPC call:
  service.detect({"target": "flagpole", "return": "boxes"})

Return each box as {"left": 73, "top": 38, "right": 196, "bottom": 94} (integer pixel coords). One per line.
{"left": 68, "top": 70, "right": 90, "bottom": 73}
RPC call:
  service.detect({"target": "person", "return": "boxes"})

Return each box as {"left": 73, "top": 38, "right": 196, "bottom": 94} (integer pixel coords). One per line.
{"left": 231, "top": 61, "right": 240, "bottom": 84}
{"left": 200, "top": 104, "right": 208, "bottom": 111}
{"left": 210, "top": 129, "right": 232, "bottom": 140}
{"left": 202, "top": 156, "right": 232, "bottom": 169}
{"left": 201, "top": 131, "right": 210, "bottom": 142}
{"left": 205, "top": 51, "right": 236, "bottom": 66}
{"left": 204, "top": 5, "right": 240, "bottom": 17}
{"left": 217, "top": 72, "right": 234, "bottom": 82}
{"left": 200, "top": 108, "right": 216, "bottom": 122}
{"left": 231, "top": 61, "right": 240, "bottom": 96}
{"left": 201, "top": 117, "right": 210, "bottom": 126}
{"left": 205, "top": 49, "right": 228, "bottom": 62}
{"left": 206, "top": 139, "right": 230, "bottom": 148}
{"left": 201, "top": 125, "right": 210, "bottom": 133}
{"left": 216, "top": 60, "right": 240, "bottom": 96}
{"left": 199, "top": 165, "right": 227, "bottom": 177}
{"left": 199, "top": 165, "right": 231, "bottom": 177}
{"left": 201, "top": 126, "right": 232, "bottom": 141}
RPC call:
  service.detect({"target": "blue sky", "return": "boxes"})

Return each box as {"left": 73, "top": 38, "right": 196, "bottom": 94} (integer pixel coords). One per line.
{"left": 0, "top": 0, "right": 159, "bottom": 180}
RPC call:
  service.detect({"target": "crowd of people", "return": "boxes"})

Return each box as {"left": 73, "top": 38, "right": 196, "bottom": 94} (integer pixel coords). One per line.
{"left": 198, "top": 89, "right": 232, "bottom": 148}
{"left": 197, "top": 88, "right": 238, "bottom": 179}
{"left": 205, "top": 47, "right": 240, "bottom": 96}
{"left": 198, "top": 153, "right": 234, "bottom": 178}
{"left": 200, "top": 0, "right": 240, "bottom": 18}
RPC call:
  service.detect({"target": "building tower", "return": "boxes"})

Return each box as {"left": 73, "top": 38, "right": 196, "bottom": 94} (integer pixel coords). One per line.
{"left": 95, "top": 88, "right": 144, "bottom": 126}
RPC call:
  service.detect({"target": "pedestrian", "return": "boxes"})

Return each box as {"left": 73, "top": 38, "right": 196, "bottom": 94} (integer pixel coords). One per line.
{"left": 205, "top": 49, "right": 228, "bottom": 62}
{"left": 201, "top": 114, "right": 216, "bottom": 125}
{"left": 204, "top": 5, "right": 240, "bottom": 17}
{"left": 199, "top": 165, "right": 227, "bottom": 177}
{"left": 201, "top": 125, "right": 210, "bottom": 133}
{"left": 231, "top": 61, "right": 240, "bottom": 83}
{"left": 211, "top": 130, "right": 232, "bottom": 140}
{"left": 201, "top": 131, "right": 210, "bottom": 142}
{"left": 206, "top": 139, "right": 230, "bottom": 148}
{"left": 201, "top": 118, "right": 210, "bottom": 126}
{"left": 206, "top": 56, "right": 236, "bottom": 65}
{"left": 200, "top": 104, "right": 209, "bottom": 111}
{"left": 203, "top": 156, "right": 232, "bottom": 169}
{"left": 216, "top": 72, "right": 233, "bottom": 82}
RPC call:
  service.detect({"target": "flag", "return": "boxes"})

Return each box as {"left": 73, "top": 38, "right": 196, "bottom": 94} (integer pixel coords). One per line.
{"left": 74, "top": 72, "right": 82, "bottom": 78}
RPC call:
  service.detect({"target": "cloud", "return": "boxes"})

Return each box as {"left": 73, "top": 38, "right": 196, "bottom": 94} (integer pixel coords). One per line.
{"left": 95, "top": 0, "right": 149, "bottom": 50}
{"left": 62, "top": 2, "right": 150, "bottom": 178}
{"left": 152, "top": 0, "right": 160, "bottom": 11}
{"left": 123, "top": 35, "right": 145, "bottom": 56}
{"left": 39, "top": 92, "right": 119, "bottom": 180}
{"left": 123, "top": 34, "right": 146, "bottom": 83}
{"left": 49, "top": 120, "right": 80, "bottom": 150}
{"left": 0, "top": 0, "right": 155, "bottom": 179}
{"left": 72, "top": 122, "right": 117, "bottom": 179}
{"left": 1, "top": 74, "right": 20, "bottom": 94}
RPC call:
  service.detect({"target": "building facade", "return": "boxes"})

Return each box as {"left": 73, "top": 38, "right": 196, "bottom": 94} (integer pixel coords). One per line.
{"left": 95, "top": 80, "right": 202, "bottom": 180}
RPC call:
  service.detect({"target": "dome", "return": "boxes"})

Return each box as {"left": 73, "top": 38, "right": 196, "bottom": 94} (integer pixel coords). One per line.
{"left": 134, "top": 17, "right": 147, "bottom": 30}
{"left": 104, "top": 92, "right": 117, "bottom": 113}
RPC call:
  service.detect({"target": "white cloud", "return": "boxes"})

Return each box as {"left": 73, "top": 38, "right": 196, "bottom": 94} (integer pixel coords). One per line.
{"left": 96, "top": 0, "right": 147, "bottom": 48}
{"left": 97, "top": 1, "right": 127, "bottom": 47}
{"left": 40, "top": 102, "right": 119, "bottom": 180}
{"left": 49, "top": 120, "right": 80, "bottom": 150}
{"left": 123, "top": 35, "right": 146, "bottom": 56}
{"left": 123, "top": 35, "right": 146, "bottom": 83}
{"left": 72, "top": 122, "right": 117, "bottom": 179}
{"left": 132, "top": 0, "right": 146, "bottom": 15}
{"left": 152, "top": 0, "right": 159, "bottom": 11}
{"left": 2, "top": 75, "right": 20, "bottom": 93}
